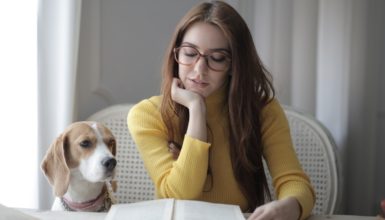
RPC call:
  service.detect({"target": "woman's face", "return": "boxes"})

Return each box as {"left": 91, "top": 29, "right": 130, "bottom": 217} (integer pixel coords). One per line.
{"left": 177, "top": 22, "right": 230, "bottom": 98}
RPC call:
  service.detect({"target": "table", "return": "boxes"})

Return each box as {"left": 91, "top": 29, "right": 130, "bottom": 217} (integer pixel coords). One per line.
{"left": 21, "top": 210, "right": 105, "bottom": 220}
{"left": 19, "top": 209, "right": 379, "bottom": 220}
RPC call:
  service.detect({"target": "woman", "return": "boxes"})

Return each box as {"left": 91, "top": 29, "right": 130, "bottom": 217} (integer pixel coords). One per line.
{"left": 127, "top": 1, "right": 315, "bottom": 219}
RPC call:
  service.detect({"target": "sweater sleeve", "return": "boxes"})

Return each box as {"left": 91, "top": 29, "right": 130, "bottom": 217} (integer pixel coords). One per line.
{"left": 127, "top": 98, "right": 211, "bottom": 199}
{"left": 261, "top": 99, "right": 315, "bottom": 219}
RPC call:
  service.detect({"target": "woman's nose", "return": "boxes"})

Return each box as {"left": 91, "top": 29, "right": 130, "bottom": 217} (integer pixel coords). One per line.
{"left": 194, "top": 56, "right": 209, "bottom": 75}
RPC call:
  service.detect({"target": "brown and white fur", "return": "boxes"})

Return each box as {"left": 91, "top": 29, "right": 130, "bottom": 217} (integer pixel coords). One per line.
{"left": 41, "top": 121, "right": 117, "bottom": 212}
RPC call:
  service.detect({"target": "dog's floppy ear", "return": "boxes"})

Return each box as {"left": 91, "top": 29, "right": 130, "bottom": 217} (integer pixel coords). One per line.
{"left": 41, "top": 133, "right": 70, "bottom": 197}
{"left": 111, "top": 180, "right": 118, "bottom": 192}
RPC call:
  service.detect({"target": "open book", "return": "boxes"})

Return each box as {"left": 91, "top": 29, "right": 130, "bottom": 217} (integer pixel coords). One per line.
{"left": 104, "top": 199, "right": 245, "bottom": 220}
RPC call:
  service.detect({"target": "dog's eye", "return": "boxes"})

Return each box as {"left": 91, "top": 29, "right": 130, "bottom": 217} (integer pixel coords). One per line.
{"left": 80, "top": 140, "right": 91, "bottom": 148}
{"left": 108, "top": 140, "right": 116, "bottom": 147}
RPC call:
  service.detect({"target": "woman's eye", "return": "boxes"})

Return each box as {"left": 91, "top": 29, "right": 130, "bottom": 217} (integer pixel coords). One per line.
{"left": 183, "top": 52, "right": 197, "bottom": 57}
{"left": 210, "top": 55, "right": 226, "bottom": 62}
{"left": 80, "top": 140, "right": 91, "bottom": 148}
{"left": 180, "top": 47, "right": 198, "bottom": 57}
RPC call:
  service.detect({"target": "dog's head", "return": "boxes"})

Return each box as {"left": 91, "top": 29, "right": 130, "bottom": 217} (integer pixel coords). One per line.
{"left": 41, "top": 121, "right": 117, "bottom": 197}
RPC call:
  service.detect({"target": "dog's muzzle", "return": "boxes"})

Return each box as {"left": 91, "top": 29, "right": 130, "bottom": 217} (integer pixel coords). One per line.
{"left": 102, "top": 157, "right": 117, "bottom": 172}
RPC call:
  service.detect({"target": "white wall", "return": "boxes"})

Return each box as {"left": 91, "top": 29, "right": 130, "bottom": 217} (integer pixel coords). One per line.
{"left": 76, "top": 0, "right": 200, "bottom": 120}
{"left": 75, "top": 0, "right": 385, "bottom": 215}
{"left": 367, "top": 0, "right": 385, "bottom": 213}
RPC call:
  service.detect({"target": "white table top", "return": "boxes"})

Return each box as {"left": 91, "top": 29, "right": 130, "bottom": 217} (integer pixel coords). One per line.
{"left": 19, "top": 209, "right": 379, "bottom": 220}
{"left": 22, "top": 210, "right": 106, "bottom": 220}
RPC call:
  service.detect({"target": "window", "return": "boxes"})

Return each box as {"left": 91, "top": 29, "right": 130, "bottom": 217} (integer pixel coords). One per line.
{"left": 0, "top": 1, "right": 38, "bottom": 209}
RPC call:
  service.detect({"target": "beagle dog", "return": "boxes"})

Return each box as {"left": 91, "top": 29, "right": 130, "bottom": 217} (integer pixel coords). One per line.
{"left": 41, "top": 121, "right": 117, "bottom": 212}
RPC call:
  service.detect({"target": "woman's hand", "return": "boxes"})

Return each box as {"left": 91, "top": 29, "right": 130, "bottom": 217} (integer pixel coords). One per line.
{"left": 171, "top": 77, "right": 207, "bottom": 141}
{"left": 247, "top": 197, "right": 301, "bottom": 220}
{"left": 171, "top": 78, "right": 204, "bottom": 110}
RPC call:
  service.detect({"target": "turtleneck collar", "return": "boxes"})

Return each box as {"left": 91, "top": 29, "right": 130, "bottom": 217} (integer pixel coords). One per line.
{"left": 205, "top": 79, "right": 229, "bottom": 120}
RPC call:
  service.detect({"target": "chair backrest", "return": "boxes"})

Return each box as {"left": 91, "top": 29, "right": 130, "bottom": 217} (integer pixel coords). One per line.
{"left": 87, "top": 104, "right": 340, "bottom": 214}
{"left": 87, "top": 104, "right": 156, "bottom": 203}
{"left": 280, "top": 105, "right": 340, "bottom": 215}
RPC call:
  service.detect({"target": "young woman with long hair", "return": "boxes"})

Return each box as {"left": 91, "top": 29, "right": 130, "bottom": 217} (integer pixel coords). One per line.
{"left": 128, "top": 1, "right": 315, "bottom": 219}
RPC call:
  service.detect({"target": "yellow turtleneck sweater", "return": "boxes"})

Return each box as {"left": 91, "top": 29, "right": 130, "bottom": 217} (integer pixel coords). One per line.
{"left": 127, "top": 85, "right": 315, "bottom": 219}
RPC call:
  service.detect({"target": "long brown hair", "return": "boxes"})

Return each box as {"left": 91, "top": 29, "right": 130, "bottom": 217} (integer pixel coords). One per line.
{"left": 160, "top": 1, "right": 275, "bottom": 211}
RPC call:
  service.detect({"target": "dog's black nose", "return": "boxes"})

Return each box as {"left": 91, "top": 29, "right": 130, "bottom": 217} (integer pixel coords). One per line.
{"left": 102, "top": 158, "right": 117, "bottom": 171}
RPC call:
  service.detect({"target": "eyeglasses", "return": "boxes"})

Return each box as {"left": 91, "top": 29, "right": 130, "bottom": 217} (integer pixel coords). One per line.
{"left": 173, "top": 46, "right": 231, "bottom": 72}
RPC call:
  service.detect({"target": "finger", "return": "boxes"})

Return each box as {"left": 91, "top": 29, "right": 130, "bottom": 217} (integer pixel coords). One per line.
{"left": 171, "top": 78, "right": 178, "bottom": 89}
{"left": 257, "top": 211, "right": 272, "bottom": 220}
{"left": 250, "top": 212, "right": 272, "bottom": 220}
{"left": 172, "top": 77, "right": 183, "bottom": 87}
{"left": 171, "top": 78, "right": 180, "bottom": 97}
{"left": 248, "top": 207, "right": 264, "bottom": 220}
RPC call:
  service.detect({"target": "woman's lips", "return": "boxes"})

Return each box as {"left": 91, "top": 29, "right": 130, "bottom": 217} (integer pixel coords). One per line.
{"left": 189, "top": 78, "right": 208, "bottom": 87}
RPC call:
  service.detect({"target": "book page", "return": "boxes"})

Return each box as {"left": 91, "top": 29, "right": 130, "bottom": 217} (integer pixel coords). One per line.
{"left": 104, "top": 199, "right": 174, "bottom": 220}
{"left": 0, "top": 204, "right": 39, "bottom": 220}
{"left": 173, "top": 200, "right": 245, "bottom": 220}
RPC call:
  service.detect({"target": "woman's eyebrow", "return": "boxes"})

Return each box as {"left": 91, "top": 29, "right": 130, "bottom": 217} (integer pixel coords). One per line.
{"left": 180, "top": 42, "right": 230, "bottom": 53}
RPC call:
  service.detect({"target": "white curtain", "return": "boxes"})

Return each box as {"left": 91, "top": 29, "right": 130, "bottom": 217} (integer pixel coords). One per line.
{"left": 0, "top": 1, "right": 38, "bottom": 209}
{"left": 247, "top": 0, "right": 385, "bottom": 215}
{"left": 37, "top": 0, "right": 82, "bottom": 209}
